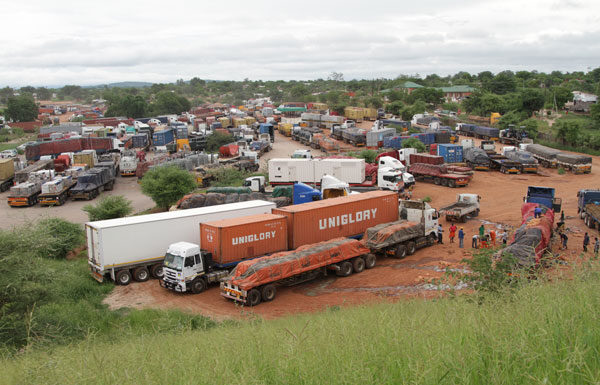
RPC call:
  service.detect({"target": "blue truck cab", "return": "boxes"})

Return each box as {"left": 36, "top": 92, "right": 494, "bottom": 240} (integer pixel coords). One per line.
{"left": 524, "top": 186, "right": 562, "bottom": 212}
{"left": 292, "top": 182, "right": 322, "bottom": 204}
{"left": 259, "top": 124, "right": 275, "bottom": 143}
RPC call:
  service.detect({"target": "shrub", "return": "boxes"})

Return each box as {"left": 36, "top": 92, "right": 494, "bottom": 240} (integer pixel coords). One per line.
{"left": 141, "top": 166, "right": 196, "bottom": 209}
{"left": 422, "top": 196, "right": 432, "bottom": 203}
{"left": 206, "top": 132, "right": 234, "bottom": 153}
{"left": 83, "top": 195, "right": 133, "bottom": 221}
{"left": 558, "top": 167, "right": 566, "bottom": 175}
{"left": 401, "top": 137, "right": 426, "bottom": 153}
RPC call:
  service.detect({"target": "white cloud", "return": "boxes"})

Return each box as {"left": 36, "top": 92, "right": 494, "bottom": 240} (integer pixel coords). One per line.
{"left": 0, "top": 0, "right": 598, "bottom": 86}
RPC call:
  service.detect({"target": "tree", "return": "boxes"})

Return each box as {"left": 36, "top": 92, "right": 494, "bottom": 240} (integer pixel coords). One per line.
{"left": 106, "top": 95, "right": 148, "bottom": 118}
{"left": 328, "top": 72, "right": 344, "bottom": 82}
{"left": 519, "top": 118, "right": 539, "bottom": 139}
{"left": 402, "top": 137, "right": 426, "bottom": 153}
{"left": 555, "top": 120, "right": 582, "bottom": 145}
{"left": 407, "top": 88, "right": 444, "bottom": 105}
{"left": 497, "top": 110, "right": 521, "bottom": 129}
{"left": 141, "top": 166, "right": 196, "bottom": 210}
{"left": 365, "top": 96, "right": 383, "bottom": 109}
{"left": 83, "top": 195, "right": 133, "bottom": 221}
{"left": 149, "top": 91, "right": 191, "bottom": 115}
{"left": 386, "top": 101, "right": 404, "bottom": 115}
{"left": 488, "top": 71, "right": 517, "bottom": 95}
{"left": 206, "top": 132, "right": 234, "bottom": 152}
{"left": 6, "top": 94, "right": 38, "bottom": 122}
{"left": 519, "top": 88, "right": 544, "bottom": 115}
{"left": 590, "top": 103, "right": 600, "bottom": 126}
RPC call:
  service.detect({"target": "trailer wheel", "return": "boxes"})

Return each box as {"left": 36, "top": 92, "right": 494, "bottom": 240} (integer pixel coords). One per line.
{"left": 440, "top": 178, "right": 448, "bottom": 187}
{"left": 448, "top": 180, "right": 456, "bottom": 188}
{"left": 352, "top": 257, "right": 365, "bottom": 273}
{"left": 151, "top": 263, "right": 164, "bottom": 279}
{"left": 406, "top": 241, "right": 416, "bottom": 255}
{"left": 261, "top": 284, "right": 276, "bottom": 302}
{"left": 191, "top": 277, "right": 207, "bottom": 294}
{"left": 247, "top": 289, "right": 262, "bottom": 306}
{"left": 116, "top": 270, "right": 132, "bottom": 286}
{"left": 364, "top": 254, "right": 376, "bottom": 269}
{"left": 394, "top": 245, "right": 407, "bottom": 259}
{"left": 434, "top": 177, "right": 441, "bottom": 185}
{"left": 428, "top": 233, "right": 437, "bottom": 246}
{"left": 133, "top": 267, "right": 150, "bottom": 282}
{"left": 336, "top": 261, "right": 353, "bottom": 277}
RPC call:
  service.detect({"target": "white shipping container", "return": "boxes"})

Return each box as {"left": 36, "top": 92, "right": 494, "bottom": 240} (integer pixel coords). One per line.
{"left": 314, "top": 159, "right": 365, "bottom": 184}
{"left": 268, "top": 158, "right": 365, "bottom": 184}
{"left": 42, "top": 178, "right": 65, "bottom": 194}
{"left": 86, "top": 200, "right": 276, "bottom": 283}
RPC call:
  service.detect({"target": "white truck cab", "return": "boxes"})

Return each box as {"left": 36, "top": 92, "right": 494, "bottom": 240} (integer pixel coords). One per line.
{"left": 162, "top": 241, "right": 229, "bottom": 293}
{"left": 378, "top": 156, "right": 415, "bottom": 189}
{"left": 397, "top": 148, "right": 417, "bottom": 166}
{"left": 244, "top": 176, "right": 266, "bottom": 192}
{"left": 400, "top": 200, "right": 439, "bottom": 238}
{"left": 291, "top": 149, "right": 312, "bottom": 159}
{"left": 501, "top": 146, "right": 516, "bottom": 156}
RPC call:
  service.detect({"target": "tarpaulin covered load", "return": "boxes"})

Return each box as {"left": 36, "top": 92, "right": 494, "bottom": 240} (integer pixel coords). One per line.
{"left": 503, "top": 150, "right": 538, "bottom": 165}
{"left": 207, "top": 187, "right": 252, "bottom": 195}
{"left": 500, "top": 203, "right": 554, "bottom": 267}
{"left": 474, "top": 126, "right": 499, "bottom": 138}
{"left": 177, "top": 193, "right": 290, "bottom": 210}
{"left": 463, "top": 147, "right": 490, "bottom": 164}
{"left": 526, "top": 144, "right": 560, "bottom": 159}
{"left": 226, "top": 238, "right": 370, "bottom": 291}
{"left": 362, "top": 220, "right": 423, "bottom": 251}
{"left": 341, "top": 128, "right": 366, "bottom": 145}
{"left": 556, "top": 153, "right": 592, "bottom": 165}
{"left": 219, "top": 144, "right": 239, "bottom": 157}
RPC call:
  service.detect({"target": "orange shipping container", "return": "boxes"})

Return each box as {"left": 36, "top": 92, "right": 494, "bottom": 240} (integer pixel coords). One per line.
{"left": 200, "top": 214, "right": 288, "bottom": 266}
{"left": 272, "top": 191, "right": 399, "bottom": 249}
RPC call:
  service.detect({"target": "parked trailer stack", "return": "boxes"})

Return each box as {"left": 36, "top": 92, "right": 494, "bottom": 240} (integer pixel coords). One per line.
{"left": 87, "top": 200, "right": 276, "bottom": 285}
{"left": 220, "top": 199, "right": 439, "bottom": 306}
{"left": 8, "top": 169, "right": 54, "bottom": 207}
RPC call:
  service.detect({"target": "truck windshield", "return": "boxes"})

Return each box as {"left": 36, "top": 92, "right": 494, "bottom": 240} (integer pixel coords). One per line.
{"left": 163, "top": 253, "right": 183, "bottom": 271}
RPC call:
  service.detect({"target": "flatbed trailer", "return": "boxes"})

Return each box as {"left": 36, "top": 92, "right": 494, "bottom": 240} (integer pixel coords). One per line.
{"left": 38, "top": 180, "right": 76, "bottom": 206}
{"left": 488, "top": 154, "right": 521, "bottom": 174}
{"left": 408, "top": 163, "right": 471, "bottom": 188}
{"left": 0, "top": 176, "right": 14, "bottom": 192}
{"left": 8, "top": 191, "right": 40, "bottom": 207}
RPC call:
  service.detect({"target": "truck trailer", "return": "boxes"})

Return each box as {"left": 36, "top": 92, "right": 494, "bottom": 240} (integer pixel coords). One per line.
{"left": 407, "top": 163, "right": 471, "bottom": 188}
{"left": 220, "top": 199, "right": 438, "bottom": 306}
{"left": 87, "top": 200, "right": 276, "bottom": 285}
{"left": 577, "top": 189, "right": 600, "bottom": 230}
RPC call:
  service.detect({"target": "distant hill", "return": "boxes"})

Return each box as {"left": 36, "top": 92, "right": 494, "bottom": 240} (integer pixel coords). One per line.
{"left": 84, "top": 81, "right": 154, "bottom": 89}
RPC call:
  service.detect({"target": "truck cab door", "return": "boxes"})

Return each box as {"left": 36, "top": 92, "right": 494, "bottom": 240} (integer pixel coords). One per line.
{"left": 183, "top": 256, "right": 199, "bottom": 280}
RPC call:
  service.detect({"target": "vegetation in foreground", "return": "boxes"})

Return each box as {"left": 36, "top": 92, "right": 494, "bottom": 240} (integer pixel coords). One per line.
{"left": 2, "top": 263, "right": 600, "bottom": 384}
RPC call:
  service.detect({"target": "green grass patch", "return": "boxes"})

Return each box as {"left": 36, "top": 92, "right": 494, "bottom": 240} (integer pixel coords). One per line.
{"left": 3, "top": 267, "right": 600, "bottom": 384}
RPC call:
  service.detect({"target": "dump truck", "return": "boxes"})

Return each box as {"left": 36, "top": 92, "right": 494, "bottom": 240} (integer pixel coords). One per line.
{"left": 220, "top": 199, "right": 438, "bottom": 305}
{"left": 87, "top": 200, "right": 276, "bottom": 285}
{"left": 0, "top": 158, "right": 15, "bottom": 192}
{"left": 439, "top": 193, "right": 480, "bottom": 222}
{"left": 69, "top": 167, "right": 115, "bottom": 200}
{"left": 38, "top": 176, "right": 76, "bottom": 206}
{"left": 162, "top": 192, "right": 399, "bottom": 294}
{"left": 526, "top": 144, "right": 560, "bottom": 168}
{"left": 577, "top": 189, "right": 600, "bottom": 230}
{"left": 408, "top": 163, "right": 471, "bottom": 187}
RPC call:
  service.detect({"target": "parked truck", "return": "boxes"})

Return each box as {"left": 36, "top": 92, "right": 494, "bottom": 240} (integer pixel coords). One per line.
{"left": 439, "top": 193, "right": 480, "bottom": 222}
{"left": 220, "top": 199, "right": 438, "bottom": 306}
{"left": 555, "top": 153, "right": 592, "bottom": 174}
{"left": 577, "top": 189, "right": 600, "bottom": 230}
{"left": 524, "top": 186, "right": 562, "bottom": 213}
{"left": 119, "top": 151, "right": 138, "bottom": 176}
{"left": 69, "top": 167, "right": 115, "bottom": 200}
{"left": 38, "top": 176, "right": 76, "bottom": 206}
{"left": 162, "top": 191, "right": 399, "bottom": 294}
{"left": 87, "top": 200, "right": 276, "bottom": 285}
{"left": 0, "top": 158, "right": 15, "bottom": 192}
{"left": 525, "top": 144, "right": 560, "bottom": 168}
{"left": 463, "top": 146, "right": 490, "bottom": 171}
{"left": 501, "top": 148, "right": 538, "bottom": 173}
{"left": 14, "top": 159, "right": 54, "bottom": 183}
{"left": 408, "top": 163, "right": 471, "bottom": 187}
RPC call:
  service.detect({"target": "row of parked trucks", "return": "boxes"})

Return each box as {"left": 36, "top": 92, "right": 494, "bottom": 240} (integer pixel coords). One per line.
{"left": 87, "top": 192, "right": 440, "bottom": 305}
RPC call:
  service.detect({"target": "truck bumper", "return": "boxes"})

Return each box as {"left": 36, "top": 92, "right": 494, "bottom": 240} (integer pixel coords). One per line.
{"left": 220, "top": 282, "right": 246, "bottom": 303}
{"left": 120, "top": 171, "right": 136, "bottom": 176}
{"left": 89, "top": 265, "right": 104, "bottom": 283}
{"left": 160, "top": 279, "right": 186, "bottom": 292}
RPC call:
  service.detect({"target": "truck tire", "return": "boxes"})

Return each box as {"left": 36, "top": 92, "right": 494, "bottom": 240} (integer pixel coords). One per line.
{"left": 394, "top": 245, "right": 407, "bottom": 259}
{"left": 261, "top": 284, "right": 276, "bottom": 302}
{"left": 364, "top": 254, "right": 376, "bottom": 269}
{"left": 191, "top": 277, "right": 207, "bottom": 294}
{"left": 427, "top": 233, "right": 437, "bottom": 246}
{"left": 151, "top": 263, "right": 164, "bottom": 279}
{"left": 434, "top": 177, "right": 441, "bottom": 185}
{"left": 352, "top": 257, "right": 365, "bottom": 273}
{"left": 133, "top": 267, "right": 150, "bottom": 282}
{"left": 336, "top": 261, "right": 353, "bottom": 277}
{"left": 448, "top": 180, "right": 456, "bottom": 188}
{"left": 116, "top": 270, "right": 132, "bottom": 286}
{"left": 441, "top": 179, "right": 448, "bottom": 187}
{"left": 406, "top": 241, "right": 416, "bottom": 255}
{"left": 247, "top": 289, "right": 261, "bottom": 306}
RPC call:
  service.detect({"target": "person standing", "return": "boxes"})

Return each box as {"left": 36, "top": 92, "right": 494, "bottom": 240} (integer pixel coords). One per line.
{"left": 561, "top": 232, "right": 568, "bottom": 250}
{"left": 534, "top": 206, "right": 542, "bottom": 218}
{"left": 472, "top": 234, "right": 478, "bottom": 249}
{"left": 490, "top": 229, "right": 496, "bottom": 246}
{"left": 583, "top": 232, "right": 590, "bottom": 252}
{"left": 502, "top": 230, "right": 508, "bottom": 245}
{"left": 479, "top": 224, "right": 485, "bottom": 240}
{"left": 458, "top": 228, "right": 464, "bottom": 248}
{"left": 449, "top": 224, "right": 457, "bottom": 243}
{"left": 437, "top": 224, "right": 444, "bottom": 244}
{"left": 594, "top": 237, "right": 599, "bottom": 258}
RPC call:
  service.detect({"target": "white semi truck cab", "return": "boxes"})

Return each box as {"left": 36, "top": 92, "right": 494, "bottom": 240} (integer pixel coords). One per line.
{"left": 377, "top": 156, "right": 415, "bottom": 189}
{"left": 400, "top": 200, "right": 439, "bottom": 238}
{"left": 161, "top": 241, "right": 229, "bottom": 294}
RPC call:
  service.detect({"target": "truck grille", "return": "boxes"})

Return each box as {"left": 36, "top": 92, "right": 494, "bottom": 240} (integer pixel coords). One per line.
{"left": 163, "top": 269, "right": 178, "bottom": 282}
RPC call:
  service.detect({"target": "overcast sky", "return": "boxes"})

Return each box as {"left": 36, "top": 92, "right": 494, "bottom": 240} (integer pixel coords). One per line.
{"left": 1, "top": 0, "right": 598, "bottom": 87}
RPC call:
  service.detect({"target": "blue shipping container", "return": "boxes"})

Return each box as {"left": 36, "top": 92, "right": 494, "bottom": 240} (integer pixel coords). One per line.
{"left": 437, "top": 143, "right": 464, "bottom": 163}
{"left": 152, "top": 128, "right": 175, "bottom": 146}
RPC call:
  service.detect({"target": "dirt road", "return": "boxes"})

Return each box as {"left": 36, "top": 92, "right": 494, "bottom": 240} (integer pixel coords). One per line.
{"left": 104, "top": 133, "right": 599, "bottom": 320}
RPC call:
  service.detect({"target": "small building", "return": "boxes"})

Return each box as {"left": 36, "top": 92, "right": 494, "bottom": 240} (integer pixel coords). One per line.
{"left": 568, "top": 91, "right": 598, "bottom": 113}
{"left": 437, "top": 85, "right": 476, "bottom": 101}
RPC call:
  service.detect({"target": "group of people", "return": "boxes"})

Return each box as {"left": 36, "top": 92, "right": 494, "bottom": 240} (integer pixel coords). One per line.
{"left": 583, "top": 232, "right": 600, "bottom": 256}
{"left": 435, "top": 223, "right": 507, "bottom": 249}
